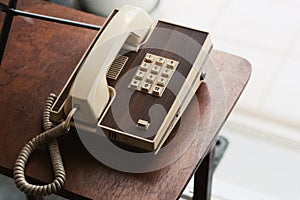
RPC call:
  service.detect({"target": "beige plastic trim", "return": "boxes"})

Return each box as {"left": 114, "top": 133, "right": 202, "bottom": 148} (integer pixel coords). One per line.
{"left": 65, "top": 5, "right": 153, "bottom": 123}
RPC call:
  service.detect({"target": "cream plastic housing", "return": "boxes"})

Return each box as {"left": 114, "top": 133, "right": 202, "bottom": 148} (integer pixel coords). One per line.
{"left": 64, "top": 5, "right": 153, "bottom": 123}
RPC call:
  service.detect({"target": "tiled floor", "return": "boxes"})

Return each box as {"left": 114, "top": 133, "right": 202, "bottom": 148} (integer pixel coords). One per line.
{"left": 1, "top": 0, "right": 300, "bottom": 199}
{"left": 212, "top": 125, "right": 300, "bottom": 200}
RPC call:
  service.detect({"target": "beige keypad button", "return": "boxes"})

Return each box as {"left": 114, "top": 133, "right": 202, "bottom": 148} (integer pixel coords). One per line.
{"left": 157, "top": 77, "right": 168, "bottom": 86}
{"left": 137, "top": 119, "right": 150, "bottom": 129}
{"left": 135, "top": 70, "right": 145, "bottom": 80}
{"left": 140, "top": 63, "right": 150, "bottom": 71}
{"left": 130, "top": 79, "right": 140, "bottom": 89}
{"left": 152, "top": 85, "right": 163, "bottom": 96}
{"left": 162, "top": 68, "right": 172, "bottom": 78}
{"left": 141, "top": 82, "right": 151, "bottom": 92}
{"left": 144, "top": 54, "right": 154, "bottom": 63}
{"left": 146, "top": 74, "right": 156, "bottom": 83}
{"left": 166, "top": 60, "right": 176, "bottom": 69}
{"left": 155, "top": 57, "right": 165, "bottom": 65}
{"left": 151, "top": 65, "right": 161, "bottom": 75}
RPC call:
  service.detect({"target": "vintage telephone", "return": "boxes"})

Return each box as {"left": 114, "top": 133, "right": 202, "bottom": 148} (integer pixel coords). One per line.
{"left": 13, "top": 5, "right": 212, "bottom": 196}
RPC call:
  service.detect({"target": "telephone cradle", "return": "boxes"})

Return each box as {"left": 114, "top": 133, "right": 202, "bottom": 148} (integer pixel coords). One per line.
{"left": 49, "top": 5, "right": 213, "bottom": 153}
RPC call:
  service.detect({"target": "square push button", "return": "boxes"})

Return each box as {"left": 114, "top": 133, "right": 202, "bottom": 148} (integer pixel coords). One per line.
{"left": 157, "top": 77, "right": 168, "bottom": 87}
{"left": 152, "top": 85, "right": 163, "bottom": 96}
{"left": 155, "top": 57, "right": 165, "bottom": 65}
{"left": 140, "top": 63, "right": 151, "bottom": 71}
{"left": 130, "top": 79, "right": 140, "bottom": 89}
{"left": 141, "top": 82, "right": 151, "bottom": 92}
{"left": 144, "top": 53, "right": 154, "bottom": 63}
{"left": 135, "top": 71, "right": 145, "bottom": 80}
{"left": 146, "top": 74, "right": 156, "bottom": 83}
{"left": 162, "top": 68, "right": 172, "bottom": 78}
{"left": 166, "top": 60, "right": 176, "bottom": 69}
{"left": 151, "top": 65, "right": 161, "bottom": 75}
{"left": 137, "top": 119, "right": 150, "bottom": 129}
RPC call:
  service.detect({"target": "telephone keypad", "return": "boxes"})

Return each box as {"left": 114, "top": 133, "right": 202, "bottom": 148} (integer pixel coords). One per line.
{"left": 129, "top": 53, "right": 179, "bottom": 97}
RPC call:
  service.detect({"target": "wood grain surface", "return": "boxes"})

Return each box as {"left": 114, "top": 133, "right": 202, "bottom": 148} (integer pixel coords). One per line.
{"left": 0, "top": 1, "right": 251, "bottom": 199}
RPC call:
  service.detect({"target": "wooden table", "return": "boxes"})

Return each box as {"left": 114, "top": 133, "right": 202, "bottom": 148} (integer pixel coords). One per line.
{"left": 0, "top": 1, "right": 251, "bottom": 199}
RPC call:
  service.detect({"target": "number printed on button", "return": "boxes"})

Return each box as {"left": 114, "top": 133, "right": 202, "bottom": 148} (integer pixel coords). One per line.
{"left": 135, "top": 70, "right": 145, "bottom": 80}
{"left": 155, "top": 57, "right": 165, "bottom": 65}
{"left": 151, "top": 65, "right": 161, "bottom": 74}
{"left": 152, "top": 85, "right": 163, "bottom": 96}
{"left": 130, "top": 79, "right": 140, "bottom": 89}
{"left": 166, "top": 60, "right": 175, "bottom": 69}
{"left": 157, "top": 77, "right": 167, "bottom": 86}
{"left": 144, "top": 54, "right": 153, "bottom": 63}
{"left": 146, "top": 74, "right": 156, "bottom": 83}
{"left": 141, "top": 82, "right": 151, "bottom": 92}
{"left": 140, "top": 63, "right": 150, "bottom": 71}
{"left": 162, "top": 68, "right": 172, "bottom": 78}
{"left": 128, "top": 53, "right": 179, "bottom": 97}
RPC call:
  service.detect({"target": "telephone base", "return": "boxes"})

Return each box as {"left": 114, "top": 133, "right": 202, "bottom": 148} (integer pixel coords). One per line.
{"left": 49, "top": 12, "right": 212, "bottom": 152}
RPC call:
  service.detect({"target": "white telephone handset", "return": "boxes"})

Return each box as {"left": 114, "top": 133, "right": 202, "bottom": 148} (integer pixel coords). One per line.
{"left": 64, "top": 5, "right": 153, "bottom": 123}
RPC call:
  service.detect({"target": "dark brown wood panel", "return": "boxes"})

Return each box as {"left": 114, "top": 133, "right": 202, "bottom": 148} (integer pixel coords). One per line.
{"left": 0, "top": 1, "right": 251, "bottom": 200}
{"left": 101, "top": 21, "right": 209, "bottom": 139}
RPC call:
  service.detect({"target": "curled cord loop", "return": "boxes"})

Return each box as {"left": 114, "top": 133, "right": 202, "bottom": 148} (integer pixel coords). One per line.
{"left": 13, "top": 93, "right": 78, "bottom": 196}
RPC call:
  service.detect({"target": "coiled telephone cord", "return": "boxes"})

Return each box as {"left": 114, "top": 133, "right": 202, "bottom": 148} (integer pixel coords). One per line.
{"left": 13, "top": 93, "right": 78, "bottom": 196}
